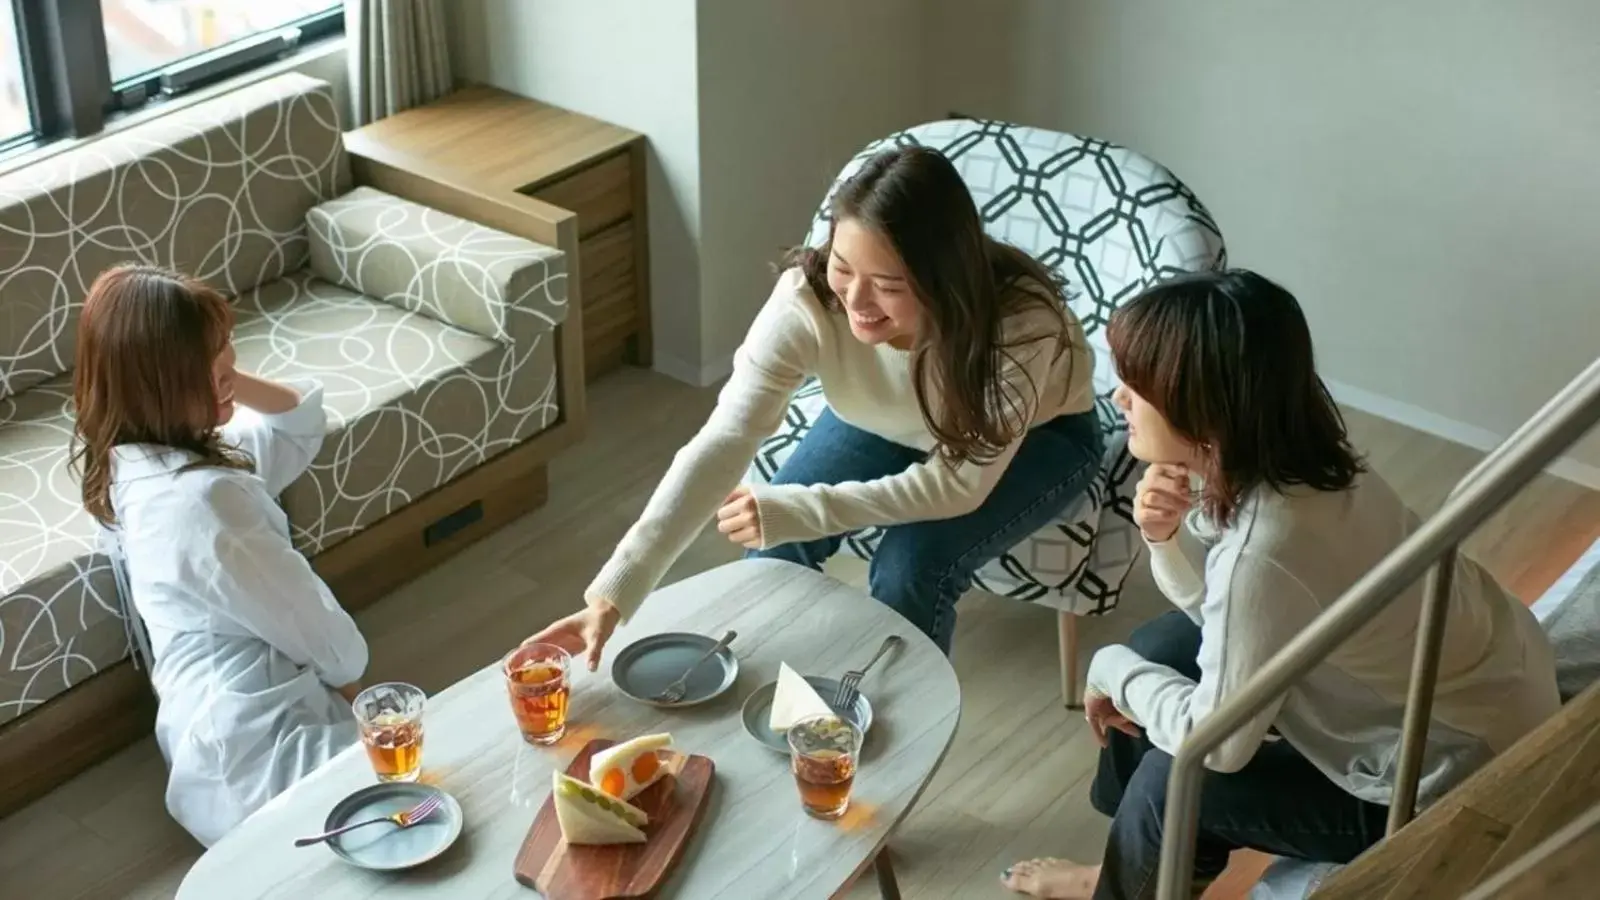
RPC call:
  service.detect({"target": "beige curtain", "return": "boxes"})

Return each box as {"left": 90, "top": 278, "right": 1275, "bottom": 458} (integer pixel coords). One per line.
{"left": 347, "top": 0, "right": 453, "bottom": 126}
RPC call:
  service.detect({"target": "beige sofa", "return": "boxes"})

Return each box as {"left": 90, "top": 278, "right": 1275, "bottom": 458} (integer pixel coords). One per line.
{"left": 0, "top": 72, "right": 582, "bottom": 813}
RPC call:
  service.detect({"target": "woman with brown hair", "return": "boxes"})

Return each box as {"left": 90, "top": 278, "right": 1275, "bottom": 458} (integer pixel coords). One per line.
{"left": 1002, "top": 269, "right": 1559, "bottom": 899}
{"left": 72, "top": 263, "right": 368, "bottom": 847}
{"left": 528, "top": 145, "right": 1102, "bottom": 662}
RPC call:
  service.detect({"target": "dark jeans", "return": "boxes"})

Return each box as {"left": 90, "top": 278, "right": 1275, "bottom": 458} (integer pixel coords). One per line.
{"left": 1089, "top": 612, "right": 1390, "bottom": 900}
{"left": 748, "top": 408, "right": 1103, "bottom": 654}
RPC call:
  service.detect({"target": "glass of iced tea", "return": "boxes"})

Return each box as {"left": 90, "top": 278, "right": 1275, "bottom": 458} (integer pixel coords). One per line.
{"left": 503, "top": 643, "right": 571, "bottom": 745}
{"left": 352, "top": 683, "right": 426, "bottom": 783}
{"left": 787, "top": 713, "right": 862, "bottom": 820}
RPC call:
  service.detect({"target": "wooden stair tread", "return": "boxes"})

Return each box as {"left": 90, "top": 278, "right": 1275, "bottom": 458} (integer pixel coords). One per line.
{"left": 1476, "top": 719, "right": 1600, "bottom": 883}
{"left": 1476, "top": 800, "right": 1600, "bottom": 900}
{"left": 1314, "top": 681, "right": 1600, "bottom": 899}
{"left": 1381, "top": 806, "right": 1509, "bottom": 900}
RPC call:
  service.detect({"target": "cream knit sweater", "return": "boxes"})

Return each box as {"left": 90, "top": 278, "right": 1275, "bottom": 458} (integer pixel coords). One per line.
{"left": 587, "top": 267, "right": 1096, "bottom": 617}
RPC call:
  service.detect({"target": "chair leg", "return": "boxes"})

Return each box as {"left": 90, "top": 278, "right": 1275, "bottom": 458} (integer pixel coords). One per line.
{"left": 875, "top": 849, "right": 902, "bottom": 900}
{"left": 1059, "top": 610, "right": 1083, "bottom": 710}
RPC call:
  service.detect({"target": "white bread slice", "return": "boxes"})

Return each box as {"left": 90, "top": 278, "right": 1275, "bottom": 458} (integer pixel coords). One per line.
{"left": 589, "top": 733, "right": 674, "bottom": 801}
{"left": 552, "top": 772, "right": 648, "bottom": 844}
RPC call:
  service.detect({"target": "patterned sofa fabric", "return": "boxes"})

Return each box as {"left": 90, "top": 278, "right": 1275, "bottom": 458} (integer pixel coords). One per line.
{"left": 749, "top": 119, "right": 1226, "bottom": 615}
{"left": 0, "top": 72, "right": 348, "bottom": 399}
{"left": 0, "top": 74, "right": 569, "bottom": 728}
{"left": 250, "top": 245, "right": 564, "bottom": 554}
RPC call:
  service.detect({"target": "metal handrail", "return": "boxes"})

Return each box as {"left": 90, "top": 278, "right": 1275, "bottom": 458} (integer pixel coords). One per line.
{"left": 1155, "top": 354, "right": 1600, "bottom": 900}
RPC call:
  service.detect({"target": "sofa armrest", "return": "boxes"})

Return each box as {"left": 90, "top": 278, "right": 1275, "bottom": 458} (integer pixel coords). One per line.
{"left": 306, "top": 186, "right": 567, "bottom": 345}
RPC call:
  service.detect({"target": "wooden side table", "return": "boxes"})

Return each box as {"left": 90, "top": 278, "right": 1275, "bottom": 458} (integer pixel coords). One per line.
{"left": 343, "top": 85, "right": 652, "bottom": 382}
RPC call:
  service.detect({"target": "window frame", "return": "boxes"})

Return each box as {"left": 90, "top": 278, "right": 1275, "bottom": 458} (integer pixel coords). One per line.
{"left": 5, "top": 0, "right": 343, "bottom": 152}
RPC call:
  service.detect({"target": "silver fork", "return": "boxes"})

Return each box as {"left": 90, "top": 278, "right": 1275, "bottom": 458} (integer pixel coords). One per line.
{"left": 653, "top": 629, "right": 737, "bottom": 703}
{"left": 294, "top": 793, "right": 443, "bottom": 847}
{"left": 834, "top": 635, "right": 903, "bottom": 710}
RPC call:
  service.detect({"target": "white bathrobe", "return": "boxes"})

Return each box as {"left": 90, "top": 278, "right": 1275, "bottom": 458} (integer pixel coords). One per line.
{"left": 106, "top": 380, "right": 369, "bottom": 847}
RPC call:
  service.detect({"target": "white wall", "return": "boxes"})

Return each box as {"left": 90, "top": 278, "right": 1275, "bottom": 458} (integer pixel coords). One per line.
{"left": 448, "top": 0, "right": 706, "bottom": 378}
{"left": 929, "top": 0, "right": 1600, "bottom": 481}
{"left": 447, "top": 0, "right": 931, "bottom": 386}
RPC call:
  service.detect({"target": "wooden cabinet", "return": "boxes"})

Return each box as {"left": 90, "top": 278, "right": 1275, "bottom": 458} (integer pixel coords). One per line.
{"left": 524, "top": 147, "right": 650, "bottom": 378}
{"left": 343, "top": 86, "right": 652, "bottom": 381}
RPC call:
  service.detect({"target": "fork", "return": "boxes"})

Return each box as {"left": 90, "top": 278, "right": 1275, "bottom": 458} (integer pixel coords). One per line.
{"left": 293, "top": 793, "right": 443, "bottom": 847}
{"left": 834, "top": 635, "right": 903, "bottom": 710}
{"left": 653, "top": 629, "right": 737, "bottom": 703}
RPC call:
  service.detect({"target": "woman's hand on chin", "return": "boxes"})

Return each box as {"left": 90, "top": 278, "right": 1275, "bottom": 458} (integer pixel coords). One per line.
{"left": 1133, "top": 463, "right": 1192, "bottom": 543}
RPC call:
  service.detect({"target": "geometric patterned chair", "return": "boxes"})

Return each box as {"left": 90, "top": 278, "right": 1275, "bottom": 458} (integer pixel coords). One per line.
{"left": 748, "top": 119, "right": 1226, "bottom": 706}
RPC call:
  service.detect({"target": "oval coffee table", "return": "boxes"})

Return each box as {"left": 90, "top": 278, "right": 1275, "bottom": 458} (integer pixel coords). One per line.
{"left": 176, "top": 559, "right": 962, "bottom": 899}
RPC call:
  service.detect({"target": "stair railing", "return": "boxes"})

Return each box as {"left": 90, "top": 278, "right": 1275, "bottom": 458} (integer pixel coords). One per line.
{"left": 1155, "top": 354, "right": 1600, "bottom": 900}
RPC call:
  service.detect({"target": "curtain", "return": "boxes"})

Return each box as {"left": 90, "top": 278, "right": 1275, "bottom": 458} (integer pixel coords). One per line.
{"left": 347, "top": 0, "right": 453, "bottom": 127}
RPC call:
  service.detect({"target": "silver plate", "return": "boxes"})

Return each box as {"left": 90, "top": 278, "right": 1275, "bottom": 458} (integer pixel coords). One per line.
{"left": 611, "top": 631, "right": 740, "bottom": 707}
{"left": 740, "top": 675, "right": 874, "bottom": 754}
{"left": 320, "top": 782, "right": 463, "bottom": 871}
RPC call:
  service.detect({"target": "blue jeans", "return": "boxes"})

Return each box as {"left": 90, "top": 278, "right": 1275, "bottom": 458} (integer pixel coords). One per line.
{"left": 747, "top": 407, "right": 1103, "bottom": 654}
{"left": 1088, "top": 612, "right": 1390, "bottom": 900}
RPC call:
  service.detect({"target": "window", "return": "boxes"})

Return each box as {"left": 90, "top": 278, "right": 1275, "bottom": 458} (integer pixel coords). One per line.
{"left": 3, "top": 0, "right": 342, "bottom": 153}
{"left": 104, "top": 1, "right": 341, "bottom": 85}
{"left": 1, "top": 0, "right": 30, "bottom": 145}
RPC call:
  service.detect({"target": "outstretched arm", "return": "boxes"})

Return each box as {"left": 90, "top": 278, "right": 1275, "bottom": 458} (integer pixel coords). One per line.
{"left": 584, "top": 271, "right": 819, "bottom": 619}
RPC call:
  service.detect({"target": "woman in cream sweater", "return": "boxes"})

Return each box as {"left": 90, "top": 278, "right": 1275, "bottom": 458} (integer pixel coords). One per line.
{"left": 528, "top": 145, "right": 1101, "bottom": 662}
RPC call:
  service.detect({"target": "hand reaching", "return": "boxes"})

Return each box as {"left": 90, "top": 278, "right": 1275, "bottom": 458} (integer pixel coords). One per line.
{"left": 523, "top": 602, "right": 621, "bottom": 672}
{"left": 716, "top": 486, "right": 763, "bottom": 549}
{"left": 1133, "top": 463, "right": 1193, "bottom": 543}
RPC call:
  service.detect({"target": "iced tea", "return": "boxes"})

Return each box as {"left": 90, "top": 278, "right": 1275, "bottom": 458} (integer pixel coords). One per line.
{"left": 504, "top": 644, "right": 571, "bottom": 745}
{"left": 788, "top": 714, "right": 863, "bottom": 820}
{"left": 352, "top": 683, "right": 426, "bottom": 783}
{"left": 361, "top": 715, "right": 424, "bottom": 781}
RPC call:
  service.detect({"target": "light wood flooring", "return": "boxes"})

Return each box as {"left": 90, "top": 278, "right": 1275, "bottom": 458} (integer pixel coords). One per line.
{"left": 2, "top": 368, "right": 1596, "bottom": 900}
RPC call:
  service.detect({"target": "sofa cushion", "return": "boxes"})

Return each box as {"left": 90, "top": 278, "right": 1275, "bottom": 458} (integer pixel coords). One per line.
{"left": 0, "top": 269, "right": 560, "bottom": 726}
{"left": 0, "top": 72, "right": 348, "bottom": 399}
{"left": 236, "top": 271, "right": 561, "bottom": 553}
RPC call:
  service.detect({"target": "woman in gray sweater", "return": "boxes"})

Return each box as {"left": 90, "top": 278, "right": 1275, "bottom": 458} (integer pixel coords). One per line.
{"left": 1003, "top": 269, "right": 1559, "bottom": 900}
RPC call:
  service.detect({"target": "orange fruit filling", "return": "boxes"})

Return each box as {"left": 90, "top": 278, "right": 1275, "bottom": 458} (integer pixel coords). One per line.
{"left": 631, "top": 752, "right": 660, "bottom": 784}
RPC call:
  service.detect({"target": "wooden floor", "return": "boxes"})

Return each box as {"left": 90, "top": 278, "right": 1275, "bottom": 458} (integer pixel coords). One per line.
{"left": 1, "top": 368, "right": 1595, "bottom": 900}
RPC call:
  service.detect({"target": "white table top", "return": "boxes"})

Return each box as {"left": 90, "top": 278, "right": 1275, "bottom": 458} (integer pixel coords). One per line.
{"left": 176, "top": 559, "right": 962, "bottom": 900}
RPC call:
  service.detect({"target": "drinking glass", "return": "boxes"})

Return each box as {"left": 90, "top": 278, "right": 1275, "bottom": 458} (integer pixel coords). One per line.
{"left": 504, "top": 643, "right": 571, "bottom": 745}
{"left": 352, "top": 682, "right": 426, "bottom": 782}
{"left": 787, "top": 713, "right": 862, "bottom": 820}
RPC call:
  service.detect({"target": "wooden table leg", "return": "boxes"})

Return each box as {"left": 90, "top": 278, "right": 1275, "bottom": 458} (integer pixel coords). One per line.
{"left": 875, "top": 849, "right": 902, "bottom": 900}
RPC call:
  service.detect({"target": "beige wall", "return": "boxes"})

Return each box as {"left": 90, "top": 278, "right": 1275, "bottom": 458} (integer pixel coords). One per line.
{"left": 929, "top": 0, "right": 1600, "bottom": 481}
{"left": 694, "top": 0, "right": 931, "bottom": 382}
{"left": 448, "top": 0, "right": 707, "bottom": 379}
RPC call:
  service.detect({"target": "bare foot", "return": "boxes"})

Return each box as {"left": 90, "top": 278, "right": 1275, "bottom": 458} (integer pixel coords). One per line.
{"left": 1001, "top": 859, "right": 1101, "bottom": 899}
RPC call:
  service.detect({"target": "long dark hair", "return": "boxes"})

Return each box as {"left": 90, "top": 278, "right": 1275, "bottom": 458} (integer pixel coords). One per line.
{"left": 71, "top": 263, "right": 251, "bottom": 526}
{"left": 782, "top": 146, "right": 1074, "bottom": 467}
{"left": 1107, "top": 268, "right": 1365, "bottom": 526}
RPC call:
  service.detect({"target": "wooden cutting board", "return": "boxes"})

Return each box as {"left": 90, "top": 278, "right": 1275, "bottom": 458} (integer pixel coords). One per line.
{"left": 513, "top": 739, "right": 716, "bottom": 899}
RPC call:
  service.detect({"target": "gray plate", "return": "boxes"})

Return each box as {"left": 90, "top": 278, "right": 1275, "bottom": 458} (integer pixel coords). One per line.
{"left": 321, "top": 782, "right": 463, "bottom": 871}
{"left": 611, "top": 631, "right": 739, "bottom": 707}
{"left": 740, "top": 675, "right": 874, "bottom": 754}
